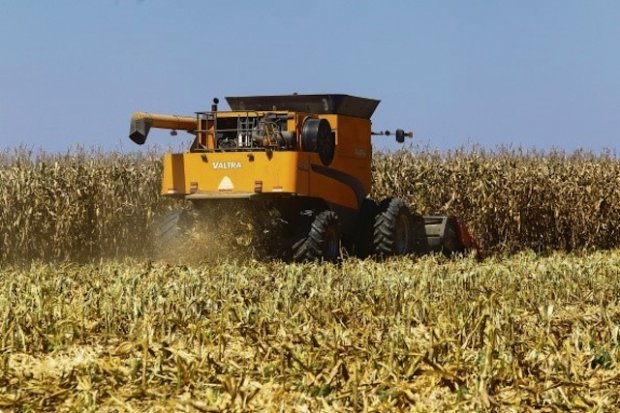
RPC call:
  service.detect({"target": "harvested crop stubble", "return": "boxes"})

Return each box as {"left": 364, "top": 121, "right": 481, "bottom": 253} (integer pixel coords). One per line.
{"left": 1, "top": 252, "right": 620, "bottom": 411}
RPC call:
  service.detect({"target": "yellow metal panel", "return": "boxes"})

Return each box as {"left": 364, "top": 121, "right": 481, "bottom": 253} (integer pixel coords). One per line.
{"left": 161, "top": 153, "right": 186, "bottom": 195}
{"left": 296, "top": 152, "right": 310, "bottom": 195}
{"left": 304, "top": 114, "right": 372, "bottom": 209}
{"left": 162, "top": 151, "right": 302, "bottom": 197}
{"left": 328, "top": 115, "right": 372, "bottom": 161}
{"left": 308, "top": 153, "right": 359, "bottom": 209}
{"left": 161, "top": 112, "right": 372, "bottom": 211}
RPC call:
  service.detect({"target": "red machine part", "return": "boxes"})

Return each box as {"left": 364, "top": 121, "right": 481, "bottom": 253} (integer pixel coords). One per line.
{"left": 452, "top": 216, "right": 484, "bottom": 260}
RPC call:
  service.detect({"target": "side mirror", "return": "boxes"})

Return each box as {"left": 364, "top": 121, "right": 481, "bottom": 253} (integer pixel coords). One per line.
{"left": 371, "top": 129, "right": 414, "bottom": 143}
{"left": 395, "top": 129, "right": 413, "bottom": 143}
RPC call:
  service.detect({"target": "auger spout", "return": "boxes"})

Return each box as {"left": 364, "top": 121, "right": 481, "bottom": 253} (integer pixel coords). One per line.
{"left": 129, "top": 112, "right": 196, "bottom": 145}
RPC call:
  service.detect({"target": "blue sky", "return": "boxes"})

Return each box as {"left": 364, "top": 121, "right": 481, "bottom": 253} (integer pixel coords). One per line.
{"left": 0, "top": 1, "right": 619, "bottom": 153}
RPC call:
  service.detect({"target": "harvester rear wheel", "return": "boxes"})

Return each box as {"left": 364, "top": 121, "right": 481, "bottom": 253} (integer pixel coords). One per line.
{"left": 292, "top": 210, "right": 341, "bottom": 262}
{"left": 373, "top": 197, "right": 413, "bottom": 257}
{"left": 153, "top": 208, "right": 193, "bottom": 252}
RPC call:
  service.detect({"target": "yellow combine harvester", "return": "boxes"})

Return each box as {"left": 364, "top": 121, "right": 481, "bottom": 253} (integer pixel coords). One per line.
{"left": 129, "top": 94, "right": 479, "bottom": 261}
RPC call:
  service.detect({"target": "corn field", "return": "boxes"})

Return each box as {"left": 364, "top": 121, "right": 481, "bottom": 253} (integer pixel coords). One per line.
{"left": 2, "top": 147, "right": 620, "bottom": 262}
{"left": 2, "top": 147, "right": 620, "bottom": 411}
{"left": 372, "top": 147, "right": 620, "bottom": 253}
{"left": 0, "top": 149, "right": 163, "bottom": 263}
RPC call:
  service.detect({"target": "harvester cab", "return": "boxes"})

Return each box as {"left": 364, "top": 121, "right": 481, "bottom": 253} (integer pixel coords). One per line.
{"left": 129, "top": 94, "right": 480, "bottom": 261}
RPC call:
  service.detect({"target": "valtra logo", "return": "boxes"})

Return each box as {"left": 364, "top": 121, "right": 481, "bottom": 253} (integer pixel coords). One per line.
{"left": 212, "top": 161, "right": 242, "bottom": 169}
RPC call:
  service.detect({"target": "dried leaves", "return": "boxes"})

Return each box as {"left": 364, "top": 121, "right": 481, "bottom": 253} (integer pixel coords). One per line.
{"left": 373, "top": 147, "right": 620, "bottom": 253}
{"left": 2, "top": 146, "right": 620, "bottom": 262}
{"left": 1, "top": 254, "right": 620, "bottom": 411}
{"left": 0, "top": 149, "right": 165, "bottom": 262}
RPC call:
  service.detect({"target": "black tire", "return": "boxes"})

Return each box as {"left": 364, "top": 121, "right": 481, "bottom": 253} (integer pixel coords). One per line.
{"left": 153, "top": 209, "right": 193, "bottom": 251}
{"left": 351, "top": 198, "right": 377, "bottom": 258}
{"left": 373, "top": 198, "right": 413, "bottom": 257}
{"left": 292, "top": 210, "right": 341, "bottom": 262}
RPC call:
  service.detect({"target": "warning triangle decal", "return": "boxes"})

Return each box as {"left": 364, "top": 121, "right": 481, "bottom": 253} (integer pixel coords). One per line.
{"left": 217, "top": 176, "right": 234, "bottom": 191}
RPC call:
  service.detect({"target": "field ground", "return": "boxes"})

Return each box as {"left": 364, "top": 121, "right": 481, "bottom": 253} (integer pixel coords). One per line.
{"left": 1, "top": 251, "right": 620, "bottom": 412}
{"left": 3, "top": 148, "right": 620, "bottom": 411}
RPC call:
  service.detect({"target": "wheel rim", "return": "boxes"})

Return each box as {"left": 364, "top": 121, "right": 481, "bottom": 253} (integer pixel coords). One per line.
{"left": 394, "top": 213, "right": 410, "bottom": 255}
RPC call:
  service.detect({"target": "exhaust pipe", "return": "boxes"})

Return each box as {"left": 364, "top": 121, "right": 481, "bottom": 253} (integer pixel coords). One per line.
{"left": 129, "top": 112, "right": 196, "bottom": 145}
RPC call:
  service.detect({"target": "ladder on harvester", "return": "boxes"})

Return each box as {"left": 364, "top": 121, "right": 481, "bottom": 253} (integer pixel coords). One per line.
{"left": 236, "top": 114, "right": 257, "bottom": 148}
{"left": 194, "top": 111, "right": 217, "bottom": 151}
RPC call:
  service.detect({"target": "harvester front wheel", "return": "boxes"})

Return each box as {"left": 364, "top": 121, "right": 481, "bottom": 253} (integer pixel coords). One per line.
{"left": 373, "top": 198, "right": 413, "bottom": 257}
{"left": 292, "top": 210, "right": 341, "bottom": 262}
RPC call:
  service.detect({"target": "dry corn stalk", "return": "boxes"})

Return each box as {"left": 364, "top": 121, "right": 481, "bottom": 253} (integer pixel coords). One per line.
{"left": 1, "top": 253, "right": 619, "bottom": 411}
{"left": 2, "top": 146, "right": 620, "bottom": 262}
